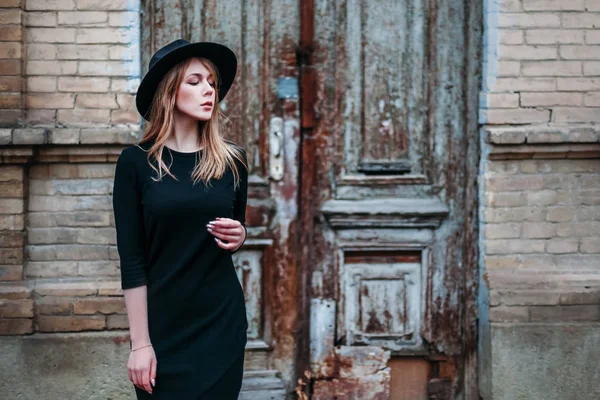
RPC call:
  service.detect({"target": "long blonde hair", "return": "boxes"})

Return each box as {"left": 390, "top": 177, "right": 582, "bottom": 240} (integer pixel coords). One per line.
{"left": 138, "top": 56, "right": 246, "bottom": 189}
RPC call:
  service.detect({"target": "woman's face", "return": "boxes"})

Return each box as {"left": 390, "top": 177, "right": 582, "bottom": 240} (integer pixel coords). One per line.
{"left": 175, "top": 58, "right": 216, "bottom": 121}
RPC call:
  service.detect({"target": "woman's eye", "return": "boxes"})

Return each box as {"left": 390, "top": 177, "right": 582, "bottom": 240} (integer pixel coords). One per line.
{"left": 189, "top": 81, "right": 199, "bottom": 85}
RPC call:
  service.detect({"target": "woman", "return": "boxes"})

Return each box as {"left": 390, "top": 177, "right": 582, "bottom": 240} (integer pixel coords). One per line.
{"left": 112, "top": 39, "right": 249, "bottom": 399}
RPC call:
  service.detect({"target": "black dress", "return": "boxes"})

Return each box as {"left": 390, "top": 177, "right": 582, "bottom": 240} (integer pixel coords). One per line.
{"left": 112, "top": 139, "right": 249, "bottom": 399}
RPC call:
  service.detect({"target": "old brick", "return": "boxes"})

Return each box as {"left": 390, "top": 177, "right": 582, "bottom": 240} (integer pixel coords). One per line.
{"left": 580, "top": 238, "right": 600, "bottom": 253}
{"left": 526, "top": 29, "right": 584, "bottom": 44}
{"left": 111, "top": 108, "right": 140, "bottom": 124}
{"left": 0, "top": 319, "right": 33, "bottom": 335}
{"left": 57, "top": 109, "right": 111, "bottom": 126}
{"left": 80, "top": 128, "right": 138, "bottom": 144}
{"left": 26, "top": 0, "right": 76, "bottom": 11}
{"left": 108, "top": 11, "right": 137, "bottom": 26}
{"left": 12, "top": 128, "right": 46, "bottom": 145}
{"left": 26, "top": 60, "right": 77, "bottom": 75}
{"left": 0, "top": 26, "right": 22, "bottom": 41}
{"left": 35, "top": 296, "right": 73, "bottom": 315}
{"left": 546, "top": 207, "right": 576, "bottom": 222}
{"left": 28, "top": 211, "right": 112, "bottom": 228}
{"left": 499, "top": 29, "right": 524, "bottom": 45}
{"left": 28, "top": 227, "right": 115, "bottom": 244}
{"left": 0, "top": 129, "right": 12, "bottom": 145}
{"left": 562, "top": 13, "right": 600, "bottom": 29}
{"left": 97, "top": 280, "right": 122, "bottom": 296}
{"left": 78, "top": 261, "right": 119, "bottom": 276}
{"left": 0, "top": 284, "right": 31, "bottom": 300}
{"left": 0, "top": 76, "right": 21, "bottom": 92}
{"left": 492, "top": 77, "right": 556, "bottom": 92}
{"left": 0, "top": 231, "right": 24, "bottom": 247}
{"left": 584, "top": 92, "right": 600, "bottom": 106}
{"left": 485, "top": 109, "right": 551, "bottom": 125}
{"left": 520, "top": 92, "right": 582, "bottom": 107}
{"left": 78, "top": 60, "right": 138, "bottom": 76}
{"left": 111, "top": 77, "right": 140, "bottom": 93}
{"left": 560, "top": 45, "right": 600, "bottom": 60}
{"left": 0, "top": 265, "right": 23, "bottom": 281}
{"left": 25, "top": 261, "right": 78, "bottom": 278}
{"left": 0, "top": 248, "right": 23, "bottom": 265}
{"left": 484, "top": 93, "right": 520, "bottom": 108}
{"left": 27, "top": 76, "right": 57, "bottom": 92}
{"left": 559, "top": 289, "right": 600, "bottom": 305}
{"left": 0, "top": 166, "right": 21, "bottom": 182}
{"left": 0, "top": 10, "right": 21, "bottom": 24}
{"left": 57, "top": 11, "right": 108, "bottom": 25}
{"left": 74, "top": 297, "right": 125, "bottom": 315}
{"left": 76, "top": 27, "right": 132, "bottom": 44}
{"left": 522, "top": 0, "right": 584, "bottom": 10}
{"left": 486, "top": 239, "right": 545, "bottom": 254}
{"left": 0, "top": 199, "right": 24, "bottom": 214}
{"left": 57, "top": 44, "right": 109, "bottom": 60}
{"left": 28, "top": 244, "right": 110, "bottom": 261}
{"left": 0, "top": 215, "right": 24, "bottom": 231}
{"left": 557, "top": 78, "right": 600, "bottom": 91}
{"left": 0, "top": 43, "right": 21, "bottom": 59}
{"left": 27, "top": 44, "right": 57, "bottom": 60}
{"left": 26, "top": 12, "right": 57, "bottom": 27}
{"left": 33, "top": 280, "right": 98, "bottom": 297}
{"left": 522, "top": 61, "right": 581, "bottom": 76}
{"left": 26, "top": 93, "right": 75, "bottom": 109}
{"left": 529, "top": 305, "right": 600, "bottom": 322}
{"left": 488, "top": 191, "right": 527, "bottom": 207}
{"left": 77, "top": 0, "right": 135, "bottom": 11}
{"left": 0, "top": 93, "right": 21, "bottom": 109}
{"left": 552, "top": 108, "right": 600, "bottom": 123}
{"left": 587, "top": 31, "right": 600, "bottom": 44}
{"left": 0, "top": 60, "right": 21, "bottom": 75}
{"left": 527, "top": 190, "right": 558, "bottom": 205}
{"left": 0, "top": 299, "right": 33, "bottom": 318}
{"left": 498, "top": 13, "right": 561, "bottom": 28}
{"left": 58, "top": 76, "right": 110, "bottom": 92}
{"left": 522, "top": 222, "right": 556, "bottom": 238}
{"left": 499, "top": 44, "right": 558, "bottom": 60}
{"left": 47, "top": 128, "right": 80, "bottom": 144}
{"left": 485, "top": 223, "right": 521, "bottom": 239}
{"left": 497, "top": 60, "right": 521, "bottom": 76}
{"left": 27, "top": 27, "right": 75, "bottom": 43}
{"left": 76, "top": 94, "right": 118, "bottom": 109}
{"left": 546, "top": 238, "right": 579, "bottom": 253}
{"left": 106, "top": 313, "right": 128, "bottom": 329}
{"left": 490, "top": 289, "right": 560, "bottom": 306}
{"left": 25, "top": 110, "right": 56, "bottom": 126}
{"left": 37, "top": 315, "right": 105, "bottom": 332}
{"left": 489, "top": 306, "right": 529, "bottom": 322}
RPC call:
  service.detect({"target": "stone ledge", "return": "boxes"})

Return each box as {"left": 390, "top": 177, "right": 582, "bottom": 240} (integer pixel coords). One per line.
{"left": 486, "top": 124, "right": 600, "bottom": 145}
{"left": 0, "top": 144, "right": 127, "bottom": 163}
{"left": 0, "top": 127, "right": 140, "bottom": 147}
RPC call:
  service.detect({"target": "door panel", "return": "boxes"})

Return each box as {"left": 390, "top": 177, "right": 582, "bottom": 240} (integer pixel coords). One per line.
{"left": 141, "top": 0, "right": 301, "bottom": 398}
{"left": 307, "top": 0, "right": 482, "bottom": 398}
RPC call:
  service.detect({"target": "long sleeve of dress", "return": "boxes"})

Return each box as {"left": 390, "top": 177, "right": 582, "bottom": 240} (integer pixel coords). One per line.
{"left": 112, "top": 150, "right": 149, "bottom": 289}
{"left": 231, "top": 150, "right": 248, "bottom": 255}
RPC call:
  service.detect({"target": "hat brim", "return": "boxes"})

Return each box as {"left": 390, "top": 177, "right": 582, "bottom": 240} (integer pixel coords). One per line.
{"left": 135, "top": 42, "right": 237, "bottom": 121}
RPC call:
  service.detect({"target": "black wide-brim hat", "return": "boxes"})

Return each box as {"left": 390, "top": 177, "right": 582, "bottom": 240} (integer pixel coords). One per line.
{"left": 136, "top": 39, "right": 237, "bottom": 121}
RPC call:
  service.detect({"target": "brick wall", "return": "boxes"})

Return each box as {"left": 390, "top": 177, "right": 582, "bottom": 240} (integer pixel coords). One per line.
{"left": 482, "top": 0, "right": 600, "bottom": 125}
{"left": 0, "top": 1, "right": 24, "bottom": 127}
{"left": 0, "top": 0, "right": 141, "bottom": 335}
{"left": 480, "top": 2, "right": 600, "bottom": 398}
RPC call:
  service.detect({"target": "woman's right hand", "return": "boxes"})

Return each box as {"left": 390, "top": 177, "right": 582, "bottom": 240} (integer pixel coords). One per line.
{"left": 128, "top": 345, "right": 157, "bottom": 394}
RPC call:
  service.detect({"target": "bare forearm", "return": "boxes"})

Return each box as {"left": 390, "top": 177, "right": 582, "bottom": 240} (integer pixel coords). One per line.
{"left": 124, "top": 285, "right": 151, "bottom": 346}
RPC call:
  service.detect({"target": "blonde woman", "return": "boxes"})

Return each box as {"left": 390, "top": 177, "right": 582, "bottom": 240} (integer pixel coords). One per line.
{"left": 112, "top": 39, "right": 248, "bottom": 399}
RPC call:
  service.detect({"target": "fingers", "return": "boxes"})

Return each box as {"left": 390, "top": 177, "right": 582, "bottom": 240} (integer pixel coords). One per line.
{"left": 214, "top": 237, "right": 237, "bottom": 250}
{"left": 150, "top": 357, "right": 157, "bottom": 387}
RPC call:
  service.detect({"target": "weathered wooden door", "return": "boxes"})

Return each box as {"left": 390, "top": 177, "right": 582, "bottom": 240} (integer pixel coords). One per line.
{"left": 142, "top": 0, "right": 301, "bottom": 398}
{"left": 143, "top": 0, "right": 481, "bottom": 398}
{"left": 301, "top": 0, "right": 482, "bottom": 399}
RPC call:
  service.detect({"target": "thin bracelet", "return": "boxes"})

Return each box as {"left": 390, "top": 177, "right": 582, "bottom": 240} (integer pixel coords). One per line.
{"left": 131, "top": 344, "right": 152, "bottom": 352}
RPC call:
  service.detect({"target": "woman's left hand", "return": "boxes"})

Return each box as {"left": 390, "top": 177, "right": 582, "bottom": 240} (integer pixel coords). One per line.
{"left": 207, "top": 217, "right": 246, "bottom": 251}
